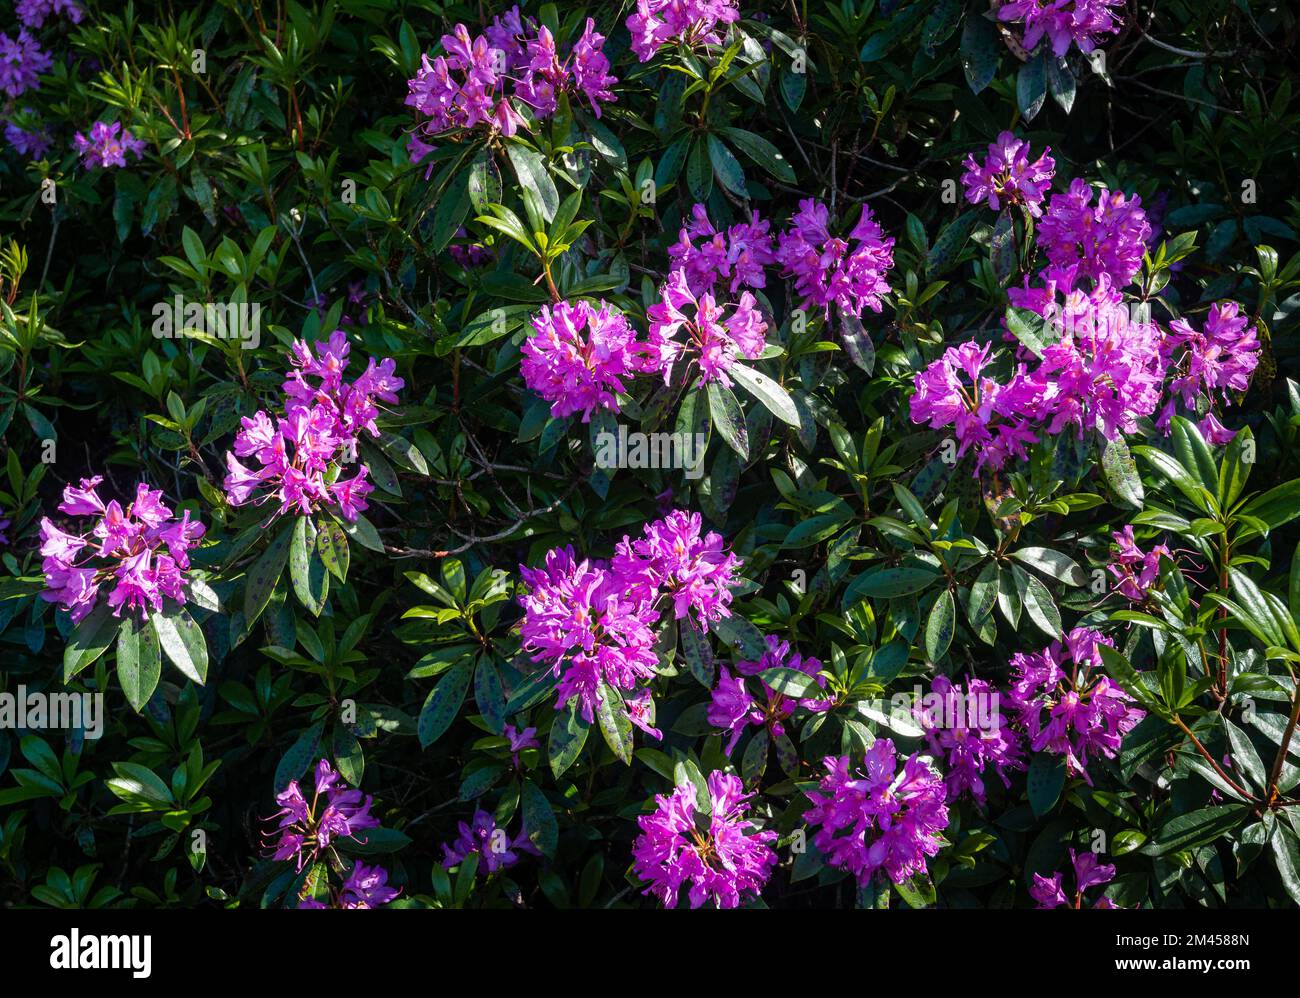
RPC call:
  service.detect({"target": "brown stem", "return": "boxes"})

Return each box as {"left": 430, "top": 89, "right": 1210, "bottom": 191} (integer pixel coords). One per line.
{"left": 1174, "top": 714, "right": 1255, "bottom": 803}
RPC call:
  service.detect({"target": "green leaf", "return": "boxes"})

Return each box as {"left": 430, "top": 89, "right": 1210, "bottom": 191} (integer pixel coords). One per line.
{"left": 1240, "top": 480, "right": 1300, "bottom": 538}
{"left": 720, "top": 127, "right": 796, "bottom": 183}
{"left": 707, "top": 381, "right": 749, "bottom": 460}
{"left": 686, "top": 136, "right": 713, "bottom": 202}
{"left": 1016, "top": 48, "right": 1048, "bottom": 120}
{"left": 924, "top": 589, "right": 955, "bottom": 661}
{"left": 473, "top": 657, "right": 507, "bottom": 734}
{"left": 274, "top": 721, "right": 324, "bottom": 792}
{"left": 1102, "top": 437, "right": 1145, "bottom": 509}
{"left": 63, "top": 601, "right": 121, "bottom": 683}
{"left": 315, "top": 518, "right": 350, "bottom": 583}
{"left": 1027, "top": 753, "right": 1065, "bottom": 817}
{"left": 706, "top": 134, "right": 748, "bottom": 197}
{"left": 244, "top": 521, "right": 294, "bottom": 622}
{"left": 711, "top": 614, "right": 767, "bottom": 659}
{"left": 679, "top": 621, "right": 715, "bottom": 686}
{"left": 417, "top": 660, "right": 473, "bottom": 748}
{"left": 290, "top": 515, "right": 328, "bottom": 616}
{"left": 959, "top": 10, "right": 1000, "bottom": 94}
{"left": 548, "top": 704, "right": 589, "bottom": 779}
{"left": 845, "top": 566, "right": 940, "bottom": 601}
{"left": 595, "top": 683, "right": 633, "bottom": 764}
{"left": 1010, "top": 547, "right": 1087, "bottom": 586}
{"left": 151, "top": 603, "right": 208, "bottom": 684}
{"left": 1144, "top": 805, "right": 1250, "bottom": 857}
{"left": 521, "top": 778, "right": 559, "bottom": 856}
{"left": 728, "top": 363, "right": 800, "bottom": 427}
{"left": 505, "top": 143, "right": 558, "bottom": 221}
{"left": 116, "top": 613, "right": 162, "bottom": 713}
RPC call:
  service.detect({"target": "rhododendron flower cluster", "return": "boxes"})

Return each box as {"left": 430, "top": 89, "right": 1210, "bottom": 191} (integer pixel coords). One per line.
{"left": 632, "top": 771, "right": 777, "bottom": 908}
{"left": 916, "top": 676, "right": 1025, "bottom": 806}
{"left": 1161, "top": 301, "right": 1260, "bottom": 426}
{"left": 520, "top": 300, "right": 640, "bottom": 421}
{"left": 668, "top": 203, "right": 776, "bottom": 295}
{"left": 517, "top": 545, "right": 661, "bottom": 725}
{"left": 40, "top": 478, "right": 206, "bottom": 623}
{"left": 224, "top": 330, "right": 403, "bottom": 522}
{"left": 626, "top": 0, "right": 741, "bottom": 62}
{"left": 997, "top": 0, "right": 1124, "bottom": 57}
{"left": 73, "top": 121, "right": 147, "bottom": 169}
{"left": 1108, "top": 526, "right": 1172, "bottom": 602}
{"left": 908, "top": 341, "right": 1039, "bottom": 473}
{"left": 4, "top": 114, "right": 51, "bottom": 158}
{"left": 441, "top": 809, "right": 539, "bottom": 875}
{"left": 640, "top": 267, "right": 768, "bottom": 387}
{"left": 519, "top": 511, "right": 741, "bottom": 726}
{"left": 805, "top": 740, "right": 950, "bottom": 886}
{"left": 1031, "top": 848, "right": 1121, "bottom": 908}
{"left": 1027, "top": 279, "right": 1165, "bottom": 440}
{"left": 1038, "top": 179, "right": 1151, "bottom": 289}
{"left": 16, "top": 0, "right": 83, "bottom": 29}
{"left": 267, "top": 759, "right": 380, "bottom": 871}
{"left": 612, "top": 508, "right": 743, "bottom": 627}
{"left": 708, "top": 635, "right": 831, "bottom": 754}
{"left": 0, "top": 29, "right": 51, "bottom": 99}
{"left": 299, "top": 862, "right": 400, "bottom": 909}
{"left": 912, "top": 274, "right": 1202, "bottom": 471}
{"left": 1006, "top": 628, "right": 1144, "bottom": 783}
{"left": 405, "top": 11, "right": 615, "bottom": 141}
{"left": 776, "top": 199, "right": 895, "bottom": 318}
{"left": 961, "top": 131, "right": 1056, "bottom": 217}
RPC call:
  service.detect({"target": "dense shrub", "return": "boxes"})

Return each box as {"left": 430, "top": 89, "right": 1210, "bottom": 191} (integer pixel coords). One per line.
{"left": 2, "top": 0, "right": 1300, "bottom": 910}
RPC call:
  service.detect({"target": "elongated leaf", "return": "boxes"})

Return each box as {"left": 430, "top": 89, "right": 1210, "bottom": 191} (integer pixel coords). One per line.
{"left": 418, "top": 660, "right": 473, "bottom": 748}
{"left": 152, "top": 603, "right": 209, "bottom": 684}
{"left": 117, "top": 613, "right": 162, "bottom": 712}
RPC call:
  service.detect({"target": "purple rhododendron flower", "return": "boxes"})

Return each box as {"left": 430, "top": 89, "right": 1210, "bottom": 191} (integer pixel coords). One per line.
{"left": 4, "top": 112, "right": 51, "bottom": 158}
{"left": 1006, "top": 627, "right": 1144, "bottom": 783}
{"left": 1038, "top": 179, "right": 1150, "bottom": 289}
{"left": 1197, "top": 411, "right": 1236, "bottom": 445}
{"left": 0, "top": 29, "right": 52, "bottom": 99}
{"left": 224, "top": 330, "right": 403, "bottom": 522}
{"left": 997, "top": 0, "right": 1123, "bottom": 57}
{"left": 16, "top": 0, "right": 83, "bottom": 29}
{"left": 1108, "top": 525, "right": 1172, "bottom": 602}
{"left": 40, "top": 478, "right": 206, "bottom": 623}
{"left": 1031, "top": 848, "right": 1121, "bottom": 908}
{"left": 776, "top": 199, "right": 895, "bottom": 318}
{"left": 961, "top": 131, "right": 1056, "bottom": 217}
{"left": 339, "top": 862, "right": 400, "bottom": 908}
{"left": 804, "top": 739, "right": 950, "bottom": 886}
{"left": 916, "top": 675, "right": 1025, "bottom": 806}
{"left": 521, "top": 300, "right": 640, "bottom": 422}
{"left": 267, "top": 759, "right": 381, "bottom": 871}
{"left": 639, "top": 267, "right": 768, "bottom": 388}
{"left": 73, "top": 121, "right": 147, "bottom": 169}
{"left": 632, "top": 771, "right": 777, "bottom": 908}
{"left": 626, "top": 0, "right": 741, "bottom": 62}
{"left": 1025, "top": 278, "right": 1165, "bottom": 440}
{"left": 441, "top": 809, "right": 539, "bottom": 875}
{"left": 908, "top": 340, "right": 1039, "bottom": 473}
{"left": 612, "top": 508, "right": 743, "bottom": 629}
{"left": 668, "top": 203, "right": 776, "bottom": 295}
{"left": 1161, "top": 301, "right": 1259, "bottom": 425}
{"left": 0, "top": 507, "right": 10, "bottom": 545}
{"left": 518, "top": 545, "right": 661, "bottom": 724}
{"left": 708, "top": 635, "right": 832, "bottom": 754}
{"left": 405, "top": 10, "right": 615, "bottom": 143}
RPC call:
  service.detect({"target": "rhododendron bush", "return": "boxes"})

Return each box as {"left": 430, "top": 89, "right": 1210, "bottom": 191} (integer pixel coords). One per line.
{"left": 2, "top": 0, "right": 1300, "bottom": 914}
